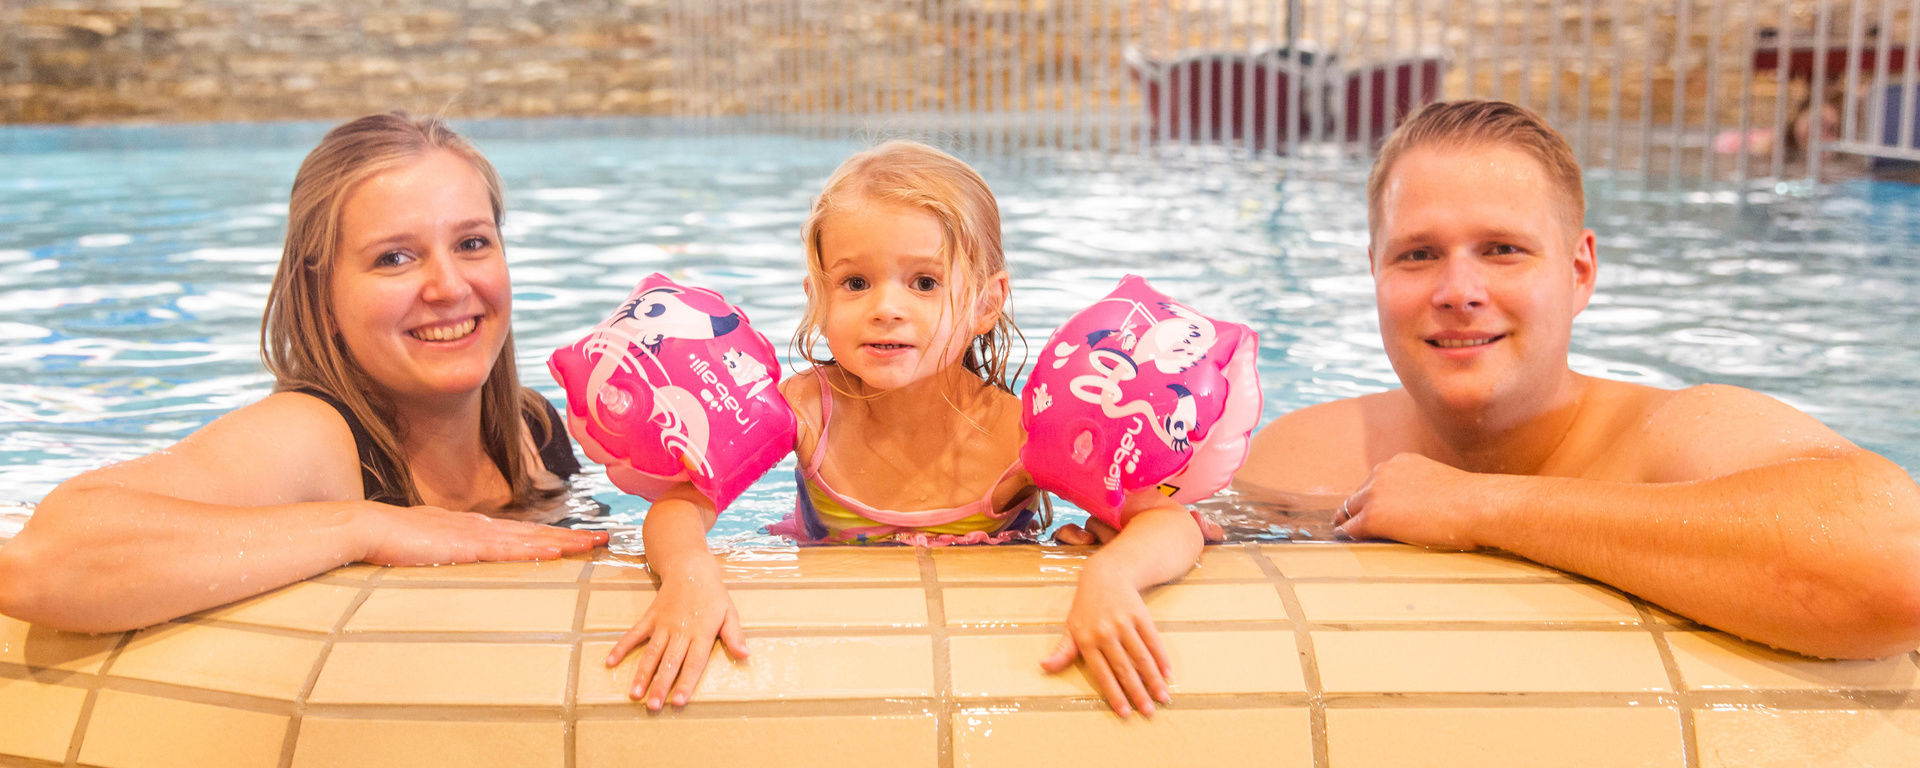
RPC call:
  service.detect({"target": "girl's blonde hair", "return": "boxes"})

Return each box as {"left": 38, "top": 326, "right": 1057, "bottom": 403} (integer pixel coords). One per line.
{"left": 261, "top": 111, "right": 558, "bottom": 510}
{"left": 795, "top": 140, "right": 1022, "bottom": 392}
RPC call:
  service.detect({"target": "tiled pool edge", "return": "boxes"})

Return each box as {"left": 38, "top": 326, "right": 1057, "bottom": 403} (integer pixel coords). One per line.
{"left": 2, "top": 542, "right": 1917, "bottom": 767}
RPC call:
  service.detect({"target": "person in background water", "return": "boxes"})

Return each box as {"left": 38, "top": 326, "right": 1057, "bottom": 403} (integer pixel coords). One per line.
{"left": 0, "top": 112, "right": 606, "bottom": 633}
{"left": 1236, "top": 99, "right": 1920, "bottom": 659}
{"left": 608, "top": 140, "right": 1212, "bottom": 717}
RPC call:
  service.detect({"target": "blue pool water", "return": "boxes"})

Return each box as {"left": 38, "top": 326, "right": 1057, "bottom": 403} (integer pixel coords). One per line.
{"left": 3, "top": 121, "right": 1918, "bottom": 542}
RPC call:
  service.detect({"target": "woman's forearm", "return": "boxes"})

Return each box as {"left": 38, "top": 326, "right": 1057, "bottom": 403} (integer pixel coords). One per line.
{"left": 0, "top": 484, "right": 370, "bottom": 633}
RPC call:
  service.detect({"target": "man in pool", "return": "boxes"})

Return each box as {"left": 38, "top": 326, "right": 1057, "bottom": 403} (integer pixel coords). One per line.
{"left": 1235, "top": 99, "right": 1920, "bottom": 659}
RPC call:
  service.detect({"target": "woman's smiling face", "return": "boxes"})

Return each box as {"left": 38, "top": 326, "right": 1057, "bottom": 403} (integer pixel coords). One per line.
{"left": 328, "top": 149, "right": 511, "bottom": 403}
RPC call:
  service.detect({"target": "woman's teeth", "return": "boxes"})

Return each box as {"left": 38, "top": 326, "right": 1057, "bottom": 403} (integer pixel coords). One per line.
{"left": 1432, "top": 337, "right": 1496, "bottom": 348}
{"left": 411, "top": 318, "right": 477, "bottom": 342}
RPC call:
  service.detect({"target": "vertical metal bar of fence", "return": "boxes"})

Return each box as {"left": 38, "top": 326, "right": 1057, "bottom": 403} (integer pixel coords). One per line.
{"left": 1733, "top": 0, "right": 1757, "bottom": 184}
{"left": 1901, "top": 0, "right": 1920, "bottom": 157}
{"left": 1670, "top": 0, "right": 1689, "bottom": 187}
{"left": 1495, "top": 0, "right": 1511, "bottom": 102}
{"left": 1196, "top": 2, "right": 1214, "bottom": 148}
{"left": 1638, "top": 0, "right": 1656, "bottom": 181}
{"left": 1286, "top": 1, "right": 1304, "bottom": 156}
{"left": 1520, "top": 0, "right": 1536, "bottom": 110}
{"left": 1809, "top": 0, "right": 1834, "bottom": 180}
{"left": 1239, "top": 2, "right": 1255, "bottom": 157}
{"left": 1001, "top": 2, "right": 1014, "bottom": 153}
{"left": 1579, "top": 0, "right": 1596, "bottom": 168}
{"left": 1608, "top": 0, "right": 1625, "bottom": 171}
{"left": 1451, "top": 0, "right": 1467, "bottom": 100}
{"left": 1388, "top": 0, "right": 1403, "bottom": 143}
{"left": 1770, "top": 0, "right": 1792, "bottom": 182}
{"left": 1702, "top": 0, "right": 1725, "bottom": 185}
{"left": 1872, "top": 0, "right": 1898, "bottom": 154}
{"left": 1842, "top": 0, "right": 1867, "bottom": 149}
{"left": 1548, "top": 0, "right": 1562, "bottom": 126}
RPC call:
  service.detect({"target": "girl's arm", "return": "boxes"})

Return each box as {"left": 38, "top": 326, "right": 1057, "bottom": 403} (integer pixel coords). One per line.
{"left": 0, "top": 392, "right": 605, "bottom": 633}
{"left": 606, "top": 484, "right": 747, "bottom": 710}
{"left": 1041, "top": 499, "right": 1206, "bottom": 717}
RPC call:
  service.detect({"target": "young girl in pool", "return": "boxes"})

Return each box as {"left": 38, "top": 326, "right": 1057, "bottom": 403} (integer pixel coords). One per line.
{"left": 607, "top": 140, "right": 1209, "bottom": 718}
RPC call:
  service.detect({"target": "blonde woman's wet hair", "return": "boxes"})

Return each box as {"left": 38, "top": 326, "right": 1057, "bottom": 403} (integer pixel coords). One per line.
{"left": 261, "top": 111, "right": 558, "bottom": 511}
{"left": 794, "top": 139, "right": 1023, "bottom": 393}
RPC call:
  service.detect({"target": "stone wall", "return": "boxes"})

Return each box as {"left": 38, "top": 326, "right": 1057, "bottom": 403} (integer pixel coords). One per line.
{"left": 3, "top": 0, "right": 669, "bottom": 124}
{"left": 1, "top": 0, "right": 1901, "bottom": 127}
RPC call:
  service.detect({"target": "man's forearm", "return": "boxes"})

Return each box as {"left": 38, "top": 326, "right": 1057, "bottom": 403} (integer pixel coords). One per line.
{"left": 1475, "top": 452, "right": 1920, "bottom": 658}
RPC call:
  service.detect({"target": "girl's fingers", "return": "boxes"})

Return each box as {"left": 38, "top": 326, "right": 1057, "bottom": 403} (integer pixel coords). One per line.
{"left": 607, "top": 618, "right": 654, "bottom": 666}
{"left": 1119, "top": 628, "right": 1169, "bottom": 705}
{"left": 1039, "top": 633, "right": 1079, "bottom": 673}
{"left": 1136, "top": 614, "right": 1173, "bottom": 681}
{"left": 1101, "top": 637, "right": 1153, "bottom": 715}
{"left": 1079, "top": 644, "right": 1130, "bottom": 716}
{"left": 644, "top": 634, "right": 693, "bottom": 710}
{"left": 718, "top": 611, "right": 750, "bottom": 659}
{"left": 672, "top": 638, "right": 715, "bottom": 707}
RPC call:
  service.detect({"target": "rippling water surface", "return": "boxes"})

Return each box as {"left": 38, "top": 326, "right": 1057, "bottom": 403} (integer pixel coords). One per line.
{"left": 4, "top": 125, "right": 1917, "bottom": 542}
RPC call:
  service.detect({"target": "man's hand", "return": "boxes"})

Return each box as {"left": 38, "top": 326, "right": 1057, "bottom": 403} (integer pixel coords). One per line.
{"left": 1337, "top": 452, "right": 1497, "bottom": 550}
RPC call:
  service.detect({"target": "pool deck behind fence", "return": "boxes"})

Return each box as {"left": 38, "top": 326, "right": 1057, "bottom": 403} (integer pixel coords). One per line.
{"left": 4, "top": 538, "right": 1918, "bottom": 767}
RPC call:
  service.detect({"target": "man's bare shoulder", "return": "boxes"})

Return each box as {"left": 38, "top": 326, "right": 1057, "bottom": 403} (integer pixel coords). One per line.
{"left": 1237, "top": 390, "right": 1412, "bottom": 495}
{"left": 1602, "top": 381, "right": 1858, "bottom": 482}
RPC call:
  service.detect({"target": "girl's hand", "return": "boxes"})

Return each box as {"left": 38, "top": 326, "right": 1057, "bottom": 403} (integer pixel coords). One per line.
{"left": 1039, "top": 563, "right": 1172, "bottom": 717}
{"left": 356, "top": 503, "right": 607, "bottom": 566}
{"left": 606, "top": 562, "right": 749, "bottom": 711}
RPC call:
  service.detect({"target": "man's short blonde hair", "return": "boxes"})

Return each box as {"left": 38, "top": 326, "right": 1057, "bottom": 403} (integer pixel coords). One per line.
{"left": 1367, "top": 100, "right": 1586, "bottom": 238}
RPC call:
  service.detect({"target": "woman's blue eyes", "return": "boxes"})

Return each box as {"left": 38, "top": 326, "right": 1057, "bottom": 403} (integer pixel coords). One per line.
{"left": 371, "top": 237, "right": 492, "bottom": 268}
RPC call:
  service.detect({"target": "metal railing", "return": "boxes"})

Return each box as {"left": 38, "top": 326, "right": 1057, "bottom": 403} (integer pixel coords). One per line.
{"left": 661, "top": 0, "right": 1920, "bottom": 185}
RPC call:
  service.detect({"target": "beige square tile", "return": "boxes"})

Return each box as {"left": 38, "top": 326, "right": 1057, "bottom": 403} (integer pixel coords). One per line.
{"left": 953, "top": 708, "right": 1311, "bottom": 768}
{"left": 1294, "top": 581, "right": 1640, "bottom": 624}
{"left": 0, "top": 614, "right": 121, "bottom": 673}
{"left": 379, "top": 558, "right": 586, "bottom": 582}
{"left": 191, "top": 582, "right": 360, "bottom": 633}
{"left": 307, "top": 642, "right": 571, "bottom": 706}
{"left": 582, "top": 587, "right": 928, "bottom": 631}
{"left": 1314, "top": 630, "right": 1670, "bottom": 693}
{"left": 578, "top": 635, "right": 933, "bottom": 704}
{"left": 291, "top": 718, "right": 564, "bottom": 768}
{"left": 0, "top": 676, "right": 87, "bottom": 762}
{"left": 943, "top": 583, "right": 1289, "bottom": 626}
{"left": 1269, "top": 543, "right": 1566, "bottom": 579}
{"left": 1667, "top": 631, "right": 1920, "bottom": 692}
{"left": 932, "top": 545, "right": 1266, "bottom": 583}
{"left": 1327, "top": 707, "right": 1684, "bottom": 767}
{"left": 76, "top": 690, "right": 287, "bottom": 768}
{"left": 578, "top": 714, "right": 937, "bottom": 768}
{"left": 1695, "top": 708, "right": 1920, "bottom": 768}
{"left": 110, "top": 624, "right": 323, "bottom": 700}
{"left": 948, "top": 630, "right": 1305, "bottom": 698}
{"left": 346, "top": 587, "right": 579, "bottom": 633}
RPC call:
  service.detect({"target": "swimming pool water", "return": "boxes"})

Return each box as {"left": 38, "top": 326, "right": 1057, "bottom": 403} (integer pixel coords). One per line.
{"left": 3, "top": 124, "right": 1918, "bottom": 542}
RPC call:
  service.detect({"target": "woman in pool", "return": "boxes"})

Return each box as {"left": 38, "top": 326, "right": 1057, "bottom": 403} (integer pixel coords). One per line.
{"left": 0, "top": 113, "right": 606, "bottom": 633}
{"left": 607, "top": 140, "right": 1208, "bottom": 717}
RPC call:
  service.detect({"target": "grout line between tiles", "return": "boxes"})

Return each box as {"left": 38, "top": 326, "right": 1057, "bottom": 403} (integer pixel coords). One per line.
{"left": 1253, "top": 543, "right": 1328, "bottom": 768}
{"left": 1637, "top": 597, "right": 1700, "bottom": 768}
{"left": 919, "top": 547, "right": 954, "bottom": 768}
{"left": 277, "top": 565, "right": 384, "bottom": 768}
{"left": 565, "top": 553, "right": 597, "bottom": 768}
{"left": 59, "top": 626, "right": 131, "bottom": 768}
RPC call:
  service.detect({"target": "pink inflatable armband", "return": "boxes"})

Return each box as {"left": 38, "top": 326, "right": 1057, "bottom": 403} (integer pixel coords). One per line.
{"left": 1021, "top": 275, "right": 1262, "bottom": 528}
{"left": 548, "top": 274, "right": 796, "bottom": 512}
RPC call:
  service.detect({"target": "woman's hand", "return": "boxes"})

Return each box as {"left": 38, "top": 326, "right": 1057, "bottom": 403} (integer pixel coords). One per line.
{"left": 1040, "top": 562, "right": 1172, "bottom": 717}
{"left": 606, "top": 559, "right": 749, "bottom": 710}
{"left": 355, "top": 503, "right": 607, "bottom": 566}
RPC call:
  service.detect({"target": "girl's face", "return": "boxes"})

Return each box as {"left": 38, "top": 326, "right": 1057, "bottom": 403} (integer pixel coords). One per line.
{"left": 815, "top": 197, "right": 1004, "bottom": 392}
{"left": 329, "top": 150, "right": 511, "bottom": 403}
